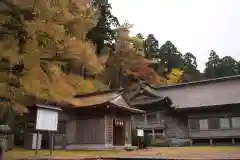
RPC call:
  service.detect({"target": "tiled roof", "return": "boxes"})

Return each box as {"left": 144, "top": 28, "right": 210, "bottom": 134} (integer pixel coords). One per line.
{"left": 143, "top": 78, "right": 240, "bottom": 109}
{"left": 68, "top": 92, "right": 118, "bottom": 107}
{"left": 150, "top": 74, "right": 240, "bottom": 89}
{"left": 125, "top": 83, "right": 171, "bottom": 107}
{"left": 68, "top": 90, "right": 145, "bottom": 113}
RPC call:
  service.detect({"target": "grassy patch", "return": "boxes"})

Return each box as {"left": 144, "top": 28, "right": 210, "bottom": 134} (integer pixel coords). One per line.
{"left": 4, "top": 149, "right": 120, "bottom": 160}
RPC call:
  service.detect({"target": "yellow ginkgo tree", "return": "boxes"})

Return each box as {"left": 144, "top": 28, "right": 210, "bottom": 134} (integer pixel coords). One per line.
{"left": 0, "top": 0, "right": 106, "bottom": 115}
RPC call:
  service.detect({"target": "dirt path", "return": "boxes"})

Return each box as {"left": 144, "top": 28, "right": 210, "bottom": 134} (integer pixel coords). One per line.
{"left": 12, "top": 147, "right": 240, "bottom": 160}
{"left": 120, "top": 147, "right": 240, "bottom": 159}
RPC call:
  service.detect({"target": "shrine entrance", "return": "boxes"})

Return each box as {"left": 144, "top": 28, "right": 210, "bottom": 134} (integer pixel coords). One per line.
{"left": 113, "top": 119, "right": 125, "bottom": 146}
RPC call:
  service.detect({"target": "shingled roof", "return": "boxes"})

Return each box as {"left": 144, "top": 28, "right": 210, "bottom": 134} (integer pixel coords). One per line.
{"left": 151, "top": 74, "right": 240, "bottom": 89}
{"left": 123, "top": 82, "right": 172, "bottom": 107}
{"left": 144, "top": 75, "right": 240, "bottom": 110}
{"left": 68, "top": 90, "right": 145, "bottom": 113}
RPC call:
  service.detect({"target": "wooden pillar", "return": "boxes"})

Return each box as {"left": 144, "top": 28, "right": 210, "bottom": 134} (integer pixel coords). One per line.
{"left": 156, "top": 112, "right": 160, "bottom": 122}
{"left": 152, "top": 129, "right": 155, "bottom": 141}
{"left": 128, "top": 117, "right": 132, "bottom": 145}
{"left": 144, "top": 114, "right": 147, "bottom": 125}
{"left": 232, "top": 138, "right": 235, "bottom": 145}
{"left": 210, "top": 139, "right": 213, "bottom": 145}
{"left": 190, "top": 139, "right": 193, "bottom": 146}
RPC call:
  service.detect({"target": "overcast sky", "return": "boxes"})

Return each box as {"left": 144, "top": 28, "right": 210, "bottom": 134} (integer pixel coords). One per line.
{"left": 110, "top": 0, "right": 240, "bottom": 71}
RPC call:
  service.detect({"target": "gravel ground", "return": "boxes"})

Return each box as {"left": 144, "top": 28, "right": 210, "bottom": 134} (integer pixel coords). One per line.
{"left": 121, "top": 147, "right": 240, "bottom": 159}
{"left": 11, "top": 147, "right": 240, "bottom": 160}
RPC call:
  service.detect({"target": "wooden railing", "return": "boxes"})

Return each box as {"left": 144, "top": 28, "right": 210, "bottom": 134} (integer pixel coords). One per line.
{"left": 132, "top": 111, "right": 165, "bottom": 128}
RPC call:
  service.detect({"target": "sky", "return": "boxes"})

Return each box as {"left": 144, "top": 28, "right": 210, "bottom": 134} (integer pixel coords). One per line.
{"left": 109, "top": 0, "right": 240, "bottom": 71}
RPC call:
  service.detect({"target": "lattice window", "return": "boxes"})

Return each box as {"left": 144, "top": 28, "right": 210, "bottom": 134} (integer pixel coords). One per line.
{"left": 188, "top": 119, "right": 200, "bottom": 131}
{"left": 232, "top": 117, "right": 240, "bottom": 128}
{"left": 199, "top": 119, "right": 208, "bottom": 130}
{"left": 220, "top": 118, "right": 230, "bottom": 129}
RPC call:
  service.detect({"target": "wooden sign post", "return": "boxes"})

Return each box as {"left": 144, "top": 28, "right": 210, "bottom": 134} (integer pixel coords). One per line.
{"left": 35, "top": 104, "right": 62, "bottom": 156}
{"left": 136, "top": 128, "right": 144, "bottom": 149}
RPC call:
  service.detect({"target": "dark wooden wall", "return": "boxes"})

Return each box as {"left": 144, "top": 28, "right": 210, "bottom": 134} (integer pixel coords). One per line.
{"left": 75, "top": 117, "right": 105, "bottom": 144}
{"left": 133, "top": 105, "right": 240, "bottom": 140}
{"left": 132, "top": 109, "right": 189, "bottom": 139}
{"left": 64, "top": 106, "right": 132, "bottom": 146}
{"left": 187, "top": 106, "right": 240, "bottom": 139}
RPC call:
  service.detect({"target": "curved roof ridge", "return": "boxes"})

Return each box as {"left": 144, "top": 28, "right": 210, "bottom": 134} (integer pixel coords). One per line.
{"left": 144, "top": 75, "right": 240, "bottom": 90}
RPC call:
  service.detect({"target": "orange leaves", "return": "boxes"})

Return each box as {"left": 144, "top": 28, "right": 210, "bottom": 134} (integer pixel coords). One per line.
{"left": 0, "top": 41, "right": 22, "bottom": 65}
{"left": 127, "top": 64, "right": 148, "bottom": 77}
{"left": 103, "top": 22, "right": 184, "bottom": 87}
{"left": 0, "top": 0, "right": 107, "bottom": 114}
{"left": 103, "top": 24, "right": 164, "bottom": 87}
{"left": 20, "top": 65, "right": 75, "bottom": 102}
{"left": 64, "top": 74, "right": 95, "bottom": 94}
{"left": 64, "top": 38, "right": 103, "bottom": 74}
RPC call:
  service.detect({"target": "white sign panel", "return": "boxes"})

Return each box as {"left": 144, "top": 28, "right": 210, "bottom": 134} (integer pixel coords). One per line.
{"left": 137, "top": 129, "right": 144, "bottom": 137}
{"left": 36, "top": 108, "right": 58, "bottom": 131}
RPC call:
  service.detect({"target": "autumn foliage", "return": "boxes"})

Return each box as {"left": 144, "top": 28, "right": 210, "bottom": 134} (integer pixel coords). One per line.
{"left": 102, "top": 22, "right": 183, "bottom": 88}
{"left": 0, "top": 0, "right": 182, "bottom": 115}
{"left": 0, "top": 0, "right": 106, "bottom": 114}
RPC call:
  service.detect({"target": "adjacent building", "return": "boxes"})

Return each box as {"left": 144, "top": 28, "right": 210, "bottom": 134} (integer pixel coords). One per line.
{"left": 129, "top": 75, "right": 240, "bottom": 145}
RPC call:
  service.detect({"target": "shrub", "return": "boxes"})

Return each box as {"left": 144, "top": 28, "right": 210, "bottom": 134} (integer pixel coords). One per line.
{"left": 171, "top": 138, "right": 192, "bottom": 147}
{"left": 124, "top": 146, "right": 135, "bottom": 151}
{"left": 150, "top": 138, "right": 192, "bottom": 147}
{"left": 150, "top": 139, "right": 172, "bottom": 147}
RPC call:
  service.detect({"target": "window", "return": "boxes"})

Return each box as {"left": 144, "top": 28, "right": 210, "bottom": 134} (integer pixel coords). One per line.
{"left": 220, "top": 118, "right": 230, "bottom": 129}
{"left": 155, "top": 129, "right": 164, "bottom": 134}
{"left": 189, "top": 119, "right": 209, "bottom": 130}
{"left": 199, "top": 119, "right": 208, "bottom": 130}
{"left": 189, "top": 119, "right": 200, "bottom": 131}
{"left": 232, "top": 117, "right": 240, "bottom": 128}
{"left": 208, "top": 118, "right": 220, "bottom": 129}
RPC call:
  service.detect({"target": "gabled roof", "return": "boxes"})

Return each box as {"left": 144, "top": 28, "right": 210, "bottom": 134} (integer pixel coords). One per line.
{"left": 68, "top": 90, "right": 145, "bottom": 113}
{"left": 124, "top": 82, "right": 172, "bottom": 107}
{"left": 110, "top": 95, "right": 145, "bottom": 113}
{"left": 70, "top": 90, "right": 120, "bottom": 107}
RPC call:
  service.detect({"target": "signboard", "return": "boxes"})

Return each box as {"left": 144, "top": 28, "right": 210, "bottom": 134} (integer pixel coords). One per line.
{"left": 137, "top": 129, "right": 144, "bottom": 137}
{"left": 36, "top": 108, "right": 58, "bottom": 131}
